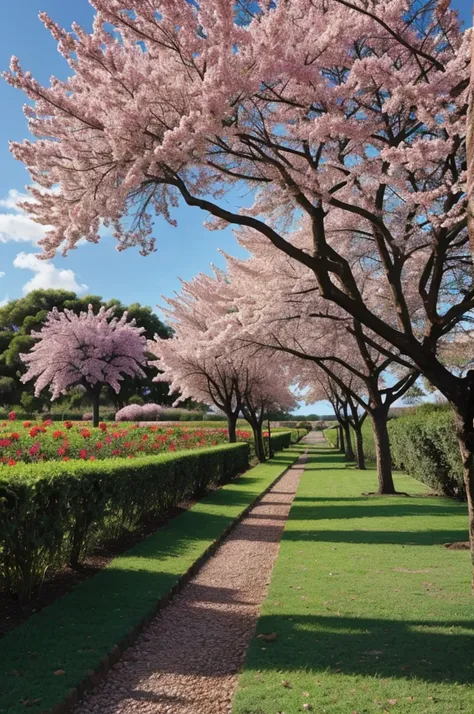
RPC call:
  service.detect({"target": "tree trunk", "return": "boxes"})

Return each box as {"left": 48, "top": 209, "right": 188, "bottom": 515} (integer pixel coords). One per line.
{"left": 91, "top": 391, "right": 100, "bottom": 428}
{"left": 339, "top": 423, "right": 345, "bottom": 454}
{"left": 343, "top": 421, "right": 355, "bottom": 462}
{"left": 454, "top": 411, "right": 474, "bottom": 593}
{"left": 370, "top": 408, "right": 396, "bottom": 494}
{"left": 354, "top": 424, "right": 366, "bottom": 470}
{"left": 227, "top": 413, "right": 237, "bottom": 443}
{"left": 252, "top": 423, "right": 266, "bottom": 463}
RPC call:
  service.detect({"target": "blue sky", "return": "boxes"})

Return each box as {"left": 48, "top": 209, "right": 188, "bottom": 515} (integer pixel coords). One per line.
{"left": 0, "top": 0, "right": 470, "bottom": 415}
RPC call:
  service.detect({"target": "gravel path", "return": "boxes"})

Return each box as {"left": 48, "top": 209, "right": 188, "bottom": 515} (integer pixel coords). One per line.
{"left": 75, "top": 451, "right": 308, "bottom": 714}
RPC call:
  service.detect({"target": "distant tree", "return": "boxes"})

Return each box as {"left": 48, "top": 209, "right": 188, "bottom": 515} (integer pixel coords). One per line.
{"left": 0, "top": 289, "right": 173, "bottom": 414}
{"left": 21, "top": 305, "right": 147, "bottom": 426}
{"left": 403, "top": 384, "right": 426, "bottom": 406}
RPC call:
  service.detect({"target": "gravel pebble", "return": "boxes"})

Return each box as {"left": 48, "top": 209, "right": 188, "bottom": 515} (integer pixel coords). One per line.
{"left": 74, "top": 451, "right": 308, "bottom": 714}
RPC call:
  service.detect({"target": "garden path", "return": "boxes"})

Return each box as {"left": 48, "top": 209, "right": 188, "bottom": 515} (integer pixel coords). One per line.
{"left": 74, "top": 447, "right": 310, "bottom": 714}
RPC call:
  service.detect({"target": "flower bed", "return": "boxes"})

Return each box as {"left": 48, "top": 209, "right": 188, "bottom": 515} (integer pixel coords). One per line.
{"left": 0, "top": 420, "right": 307, "bottom": 465}
{"left": 0, "top": 419, "right": 230, "bottom": 465}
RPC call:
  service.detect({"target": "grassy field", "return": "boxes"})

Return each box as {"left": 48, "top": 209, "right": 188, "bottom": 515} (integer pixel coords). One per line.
{"left": 0, "top": 447, "right": 303, "bottom": 714}
{"left": 233, "top": 445, "right": 473, "bottom": 714}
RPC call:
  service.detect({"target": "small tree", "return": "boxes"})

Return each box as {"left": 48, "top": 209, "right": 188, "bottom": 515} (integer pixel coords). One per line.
{"left": 21, "top": 305, "right": 147, "bottom": 427}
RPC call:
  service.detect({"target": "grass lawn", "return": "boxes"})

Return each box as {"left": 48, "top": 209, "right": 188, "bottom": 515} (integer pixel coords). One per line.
{"left": 0, "top": 446, "right": 303, "bottom": 714}
{"left": 233, "top": 445, "right": 473, "bottom": 714}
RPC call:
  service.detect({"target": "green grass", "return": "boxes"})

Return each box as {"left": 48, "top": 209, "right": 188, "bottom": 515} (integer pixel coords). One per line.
{"left": 0, "top": 447, "right": 303, "bottom": 714}
{"left": 233, "top": 445, "right": 473, "bottom": 714}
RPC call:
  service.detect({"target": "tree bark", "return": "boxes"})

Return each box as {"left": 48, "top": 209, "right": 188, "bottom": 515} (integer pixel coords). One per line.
{"left": 370, "top": 408, "right": 396, "bottom": 494}
{"left": 354, "top": 424, "right": 366, "bottom": 470}
{"left": 343, "top": 421, "right": 355, "bottom": 462}
{"left": 252, "top": 423, "right": 266, "bottom": 463}
{"left": 91, "top": 391, "right": 100, "bottom": 428}
{"left": 339, "top": 423, "right": 345, "bottom": 454}
{"left": 227, "top": 413, "right": 238, "bottom": 443}
{"left": 454, "top": 410, "right": 474, "bottom": 593}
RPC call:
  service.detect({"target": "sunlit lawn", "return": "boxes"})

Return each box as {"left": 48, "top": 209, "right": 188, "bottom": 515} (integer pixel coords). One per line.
{"left": 233, "top": 446, "right": 473, "bottom": 714}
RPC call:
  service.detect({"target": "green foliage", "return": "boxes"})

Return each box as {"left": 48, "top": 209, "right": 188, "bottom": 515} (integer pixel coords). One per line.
{"left": 0, "top": 444, "right": 249, "bottom": 601}
{"left": 388, "top": 406, "right": 463, "bottom": 498}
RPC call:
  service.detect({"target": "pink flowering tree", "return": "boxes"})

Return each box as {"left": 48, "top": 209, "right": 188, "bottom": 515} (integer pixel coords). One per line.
{"left": 6, "top": 1, "right": 474, "bottom": 578}
{"left": 149, "top": 269, "right": 296, "bottom": 459}
{"left": 21, "top": 305, "right": 147, "bottom": 427}
{"left": 223, "top": 230, "right": 418, "bottom": 493}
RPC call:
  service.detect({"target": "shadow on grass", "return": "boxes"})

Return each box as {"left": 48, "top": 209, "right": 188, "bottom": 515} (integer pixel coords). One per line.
{"left": 283, "top": 528, "right": 467, "bottom": 546}
{"left": 248, "top": 612, "right": 474, "bottom": 685}
{"left": 287, "top": 501, "right": 466, "bottom": 520}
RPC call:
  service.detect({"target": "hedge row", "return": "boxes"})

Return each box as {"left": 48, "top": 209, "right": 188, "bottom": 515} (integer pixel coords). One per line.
{"left": 388, "top": 406, "right": 464, "bottom": 498}
{"left": 0, "top": 443, "right": 249, "bottom": 601}
{"left": 264, "top": 428, "right": 308, "bottom": 456}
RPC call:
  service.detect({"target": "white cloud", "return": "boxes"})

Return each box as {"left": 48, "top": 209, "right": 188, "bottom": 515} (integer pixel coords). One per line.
{"left": 0, "top": 189, "right": 48, "bottom": 245}
{"left": 13, "top": 252, "right": 88, "bottom": 295}
{"left": 0, "top": 272, "right": 5, "bottom": 278}
{"left": 0, "top": 297, "right": 8, "bottom": 307}
{"left": 0, "top": 189, "right": 30, "bottom": 211}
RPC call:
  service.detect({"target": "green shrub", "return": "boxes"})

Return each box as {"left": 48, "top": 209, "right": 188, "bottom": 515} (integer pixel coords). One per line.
{"left": 0, "top": 443, "right": 249, "bottom": 601}
{"left": 388, "top": 407, "right": 463, "bottom": 498}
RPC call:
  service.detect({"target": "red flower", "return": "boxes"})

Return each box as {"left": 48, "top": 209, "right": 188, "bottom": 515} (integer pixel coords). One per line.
{"left": 63, "top": 456, "right": 70, "bottom": 462}
{"left": 16, "top": 449, "right": 22, "bottom": 456}
{"left": 8, "top": 411, "right": 16, "bottom": 421}
{"left": 0, "top": 439, "right": 12, "bottom": 448}
{"left": 112, "top": 448, "right": 120, "bottom": 455}
{"left": 169, "top": 443, "right": 176, "bottom": 452}
{"left": 8, "top": 458, "right": 16, "bottom": 466}
{"left": 80, "top": 429, "right": 91, "bottom": 439}
{"left": 30, "top": 426, "right": 39, "bottom": 438}
{"left": 29, "top": 443, "right": 40, "bottom": 456}
{"left": 57, "top": 447, "right": 67, "bottom": 456}
{"left": 99, "top": 422, "right": 107, "bottom": 432}
{"left": 43, "top": 419, "right": 52, "bottom": 426}
{"left": 64, "top": 421, "right": 73, "bottom": 429}
{"left": 141, "top": 434, "right": 149, "bottom": 441}
{"left": 96, "top": 441, "right": 103, "bottom": 450}
{"left": 53, "top": 430, "right": 64, "bottom": 440}
{"left": 89, "top": 455, "right": 96, "bottom": 461}
{"left": 79, "top": 449, "right": 88, "bottom": 459}
{"left": 9, "top": 432, "right": 20, "bottom": 441}
{"left": 23, "top": 421, "right": 32, "bottom": 428}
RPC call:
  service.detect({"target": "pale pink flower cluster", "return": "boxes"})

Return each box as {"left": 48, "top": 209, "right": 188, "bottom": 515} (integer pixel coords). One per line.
{"left": 115, "top": 403, "right": 162, "bottom": 422}
{"left": 21, "top": 305, "right": 147, "bottom": 400}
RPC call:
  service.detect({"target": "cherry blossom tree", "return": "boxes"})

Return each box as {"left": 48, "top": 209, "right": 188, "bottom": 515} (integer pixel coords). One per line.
{"left": 222, "top": 230, "right": 417, "bottom": 493}
{"left": 304, "top": 370, "right": 367, "bottom": 468}
{"left": 149, "top": 269, "right": 296, "bottom": 458}
{"left": 6, "top": 0, "right": 474, "bottom": 580}
{"left": 21, "top": 305, "right": 147, "bottom": 426}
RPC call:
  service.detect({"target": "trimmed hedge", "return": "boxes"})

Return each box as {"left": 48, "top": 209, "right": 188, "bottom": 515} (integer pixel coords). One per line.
{"left": 388, "top": 406, "right": 464, "bottom": 499}
{"left": 265, "top": 428, "right": 308, "bottom": 456}
{"left": 0, "top": 443, "right": 249, "bottom": 601}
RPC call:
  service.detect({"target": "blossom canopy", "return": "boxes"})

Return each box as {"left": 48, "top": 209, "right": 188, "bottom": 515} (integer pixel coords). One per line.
{"left": 20, "top": 305, "right": 148, "bottom": 400}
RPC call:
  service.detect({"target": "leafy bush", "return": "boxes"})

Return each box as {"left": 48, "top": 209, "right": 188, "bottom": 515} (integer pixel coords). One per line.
{"left": 388, "top": 406, "right": 463, "bottom": 498}
{"left": 0, "top": 443, "right": 249, "bottom": 601}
